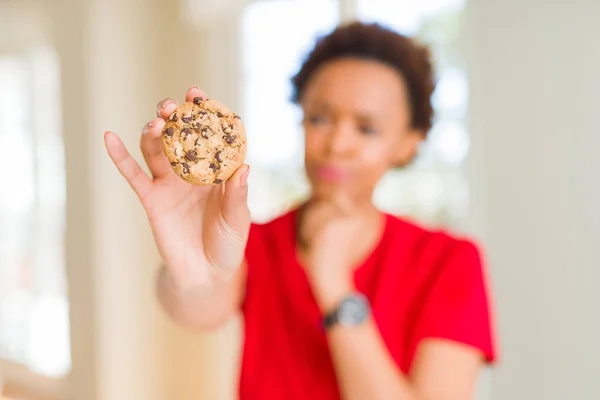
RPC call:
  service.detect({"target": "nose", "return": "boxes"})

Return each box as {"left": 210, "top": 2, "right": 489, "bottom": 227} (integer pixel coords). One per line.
{"left": 326, "top": 120, "right": 356, "bottom": 157}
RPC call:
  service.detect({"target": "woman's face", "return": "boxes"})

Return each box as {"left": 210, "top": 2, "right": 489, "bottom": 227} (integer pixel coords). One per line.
{"left": 301, "top": 57, "right": 423, "bottom": 204}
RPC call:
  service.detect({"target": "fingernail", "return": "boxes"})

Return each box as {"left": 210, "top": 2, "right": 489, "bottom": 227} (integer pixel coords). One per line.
{"left": 148, "top": 119, "right": 155, "bottom": 127}
{"left": 240, "top": 165, "right": 250, "bottom": 186}
{"left": 191, "top": 85, "right": 200, "bottom": 91}
{"left": 161, "top": 100, "right": 175, "bottom": 109}
{"left": 142, "top": 123, "right": 150, "bottom": 134}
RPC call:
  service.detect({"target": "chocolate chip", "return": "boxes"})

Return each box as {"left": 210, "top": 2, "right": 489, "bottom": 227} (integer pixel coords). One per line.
{"left": 169, "top": 113, "right": 178, "bottom": 122}
{"left": 182, "top": 127, "right": 192, "bottom": 139}
{"left": 200, "top": 110, "right": 208, "bottom": 116}
{"left": 193, "top": 97, "right": 203, "bottom": 105}
{"left": 201, "top": 127, "right": 211, "bottom": 139}
{"left": 215, "top": 151, "right": 223, "bottom": 163}
{"left": 170, "top": 161, "right": 177, "bottom": 166}
{"left": 217, "top": 111, "right": 224, "bottom": 118}
{"left": 224, "top": 134, "right": 236, "bottom": 144}
{"left": 214, "top": 179, "right": 223, "bottom": 184}
{"left": 163, "top": 127, "right": 174, "bottom": 137}
{"left": 182, "top": 115, "right": 192, "bottom": 123}
{"left": 182, "top": 163, "right": 190, "bottom": 174}
{"left": 185, "top": 150, "right": 197, "bottom": 161}
{"left": 193, "top": 122, "right": 202, "bottom": 132}
{"left": 209, "top": 163, "right": 219, "bottom": 172}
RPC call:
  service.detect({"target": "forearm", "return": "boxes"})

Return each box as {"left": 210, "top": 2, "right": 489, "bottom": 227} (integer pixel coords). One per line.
{"left": 317, "top": 283, "right": 483, "bottom": 400}
{"left": 156, "top": 265, "right": 243, "bottom": 330}
{"left": 312, "top": 277, "right": 420, "bottom": 400}
{"left": 303, "top": 206, "right": 484, "bottom": 400}
{"left": 327, "top": 317, "right": 419, "bottom": 400}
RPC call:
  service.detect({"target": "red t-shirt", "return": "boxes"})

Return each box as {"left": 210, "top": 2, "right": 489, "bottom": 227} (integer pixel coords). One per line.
{"left": 240, "top": 208, "right": 497, "bottom": 399}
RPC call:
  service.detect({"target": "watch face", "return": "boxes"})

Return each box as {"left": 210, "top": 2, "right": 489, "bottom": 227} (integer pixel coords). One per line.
{"left": 337, "top": 295, "right": 369, "bottom": 325}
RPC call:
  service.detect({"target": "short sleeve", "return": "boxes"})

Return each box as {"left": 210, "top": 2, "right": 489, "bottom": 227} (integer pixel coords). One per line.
{"left": 412, "top": 239, "right": 497, "bottom": 363}
{"left": 241, "top": 222, "right": 265, "bottom": 312}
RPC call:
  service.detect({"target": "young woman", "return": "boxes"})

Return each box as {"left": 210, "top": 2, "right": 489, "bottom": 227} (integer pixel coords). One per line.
{"left": 104, "top": 22, "right": 497, "bottom": 400}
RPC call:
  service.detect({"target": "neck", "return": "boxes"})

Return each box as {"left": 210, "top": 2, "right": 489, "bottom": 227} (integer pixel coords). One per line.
{"left": 312, "top": 196, "right": 378, "bottom": 210}
{"left": 296, "top": 197, "right": 384, "bottom": 246}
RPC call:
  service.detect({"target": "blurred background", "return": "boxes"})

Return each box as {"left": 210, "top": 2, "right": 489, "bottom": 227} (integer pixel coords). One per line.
{"left": 0, "top": 0, "right": 598, "bottom": 399}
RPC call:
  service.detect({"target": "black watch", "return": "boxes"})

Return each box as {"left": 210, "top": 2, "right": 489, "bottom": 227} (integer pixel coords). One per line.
{"left": 323, "top": 293, "right": 370, "bottom": 330}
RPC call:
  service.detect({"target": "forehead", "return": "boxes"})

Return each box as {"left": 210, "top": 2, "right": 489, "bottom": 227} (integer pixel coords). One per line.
{"left": 300, "top": 57, "right": 411, "bottom": 119}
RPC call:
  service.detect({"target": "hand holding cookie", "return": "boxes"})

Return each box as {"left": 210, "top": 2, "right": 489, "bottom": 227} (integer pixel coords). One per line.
{"left": 104, "top": 86, "right": 250, "bottom": 290}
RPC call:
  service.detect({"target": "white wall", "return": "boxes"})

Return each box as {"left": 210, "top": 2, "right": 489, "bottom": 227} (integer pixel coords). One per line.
{"left": 465, "top": 0, "right": 600, "bottom": 398}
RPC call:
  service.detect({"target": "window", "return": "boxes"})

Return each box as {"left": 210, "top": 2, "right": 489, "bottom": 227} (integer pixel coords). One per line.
{"left": 358, "top": 0, "right": 471, "bottom": 229}
{"left": 0, "top": 47, "right": 70, "bottom": 379}
{"left": 242, "top": 0, "right": 340, "bottom": 222}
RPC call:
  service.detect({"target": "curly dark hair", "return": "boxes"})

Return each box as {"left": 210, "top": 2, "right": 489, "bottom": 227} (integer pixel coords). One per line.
{"left": 291, "top": 21, "right": 436, "bottom": 134}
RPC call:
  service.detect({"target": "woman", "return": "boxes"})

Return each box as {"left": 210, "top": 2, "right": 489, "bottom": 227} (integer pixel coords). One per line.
{"left": 104, "top": 22, "right": 497, "bottom": 400}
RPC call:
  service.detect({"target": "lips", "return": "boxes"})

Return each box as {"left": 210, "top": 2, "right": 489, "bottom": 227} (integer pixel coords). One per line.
{"left": 314, "top": 165, "right": 352, "bottom": 182}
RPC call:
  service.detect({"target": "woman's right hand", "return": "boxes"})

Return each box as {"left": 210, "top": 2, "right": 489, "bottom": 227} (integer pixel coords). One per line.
{"left": 104, "top": 86, "right": 251, "bottom": 291}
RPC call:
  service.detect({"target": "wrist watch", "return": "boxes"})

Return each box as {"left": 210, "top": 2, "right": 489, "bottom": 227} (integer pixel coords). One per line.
{"left": 323, "top": 292, "right": 371, "bottom": 330}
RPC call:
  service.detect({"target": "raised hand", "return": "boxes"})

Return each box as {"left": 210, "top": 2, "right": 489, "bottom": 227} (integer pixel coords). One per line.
{"left": 104, "top": 86, "right": 251, "bottom": 291}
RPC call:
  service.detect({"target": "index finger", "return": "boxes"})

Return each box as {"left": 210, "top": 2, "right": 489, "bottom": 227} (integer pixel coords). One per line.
{"left": 156, "top": 86, "right": 208, "bottom": 120}
{"left": 156, "top": 98, "right": 178, "bottom": 120}
{"left": 185, "top": 86, "right": 208, "bottom": 103}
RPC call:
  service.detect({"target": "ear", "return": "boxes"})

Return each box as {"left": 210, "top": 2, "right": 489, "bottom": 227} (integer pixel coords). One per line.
{"left": 394, "top": 129, "right": 425, "bottom": 167}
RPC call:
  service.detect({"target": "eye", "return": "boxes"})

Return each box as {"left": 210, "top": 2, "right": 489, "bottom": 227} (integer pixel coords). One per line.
{"left": 305, "top": 114, "right": 328, "bottom": 125}
{"left": 359, "top": 125, "right": 377, "bottom": 136}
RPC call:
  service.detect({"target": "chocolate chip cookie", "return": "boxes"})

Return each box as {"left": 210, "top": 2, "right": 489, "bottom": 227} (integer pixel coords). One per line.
{"left": 162, "top": 97, "right": 246, "bottom": 185}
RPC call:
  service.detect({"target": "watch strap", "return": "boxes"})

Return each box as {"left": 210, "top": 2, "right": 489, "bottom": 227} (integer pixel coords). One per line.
{"left": 322, "top": 292, "right": 370, "bottom": 331}
{"left": 322, "top": 308, "right": 339, "bottom": 330}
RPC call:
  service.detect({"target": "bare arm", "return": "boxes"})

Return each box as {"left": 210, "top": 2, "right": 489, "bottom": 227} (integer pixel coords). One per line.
{"left": 410, "top": 339, "right": 484, "bottom": 400}
{"left": 156, "top": 261, "right": 247, "bottom": 330}
{"left": 326, "top": 315, "right": 483, "bottom": 400}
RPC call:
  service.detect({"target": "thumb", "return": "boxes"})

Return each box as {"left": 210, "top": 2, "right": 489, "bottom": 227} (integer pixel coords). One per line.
{"left": 221, "top": 164, "right": 251, "bottom": 237}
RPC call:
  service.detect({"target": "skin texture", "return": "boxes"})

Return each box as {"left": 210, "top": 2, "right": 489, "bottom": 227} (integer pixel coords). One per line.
{"left": 104, "top": 59, "right": 484, "bottom": 400}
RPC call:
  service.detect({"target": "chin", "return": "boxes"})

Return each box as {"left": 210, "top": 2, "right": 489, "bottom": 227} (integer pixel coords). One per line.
{"left": 310, "top": 183, "right": 347, "bottom": 199}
